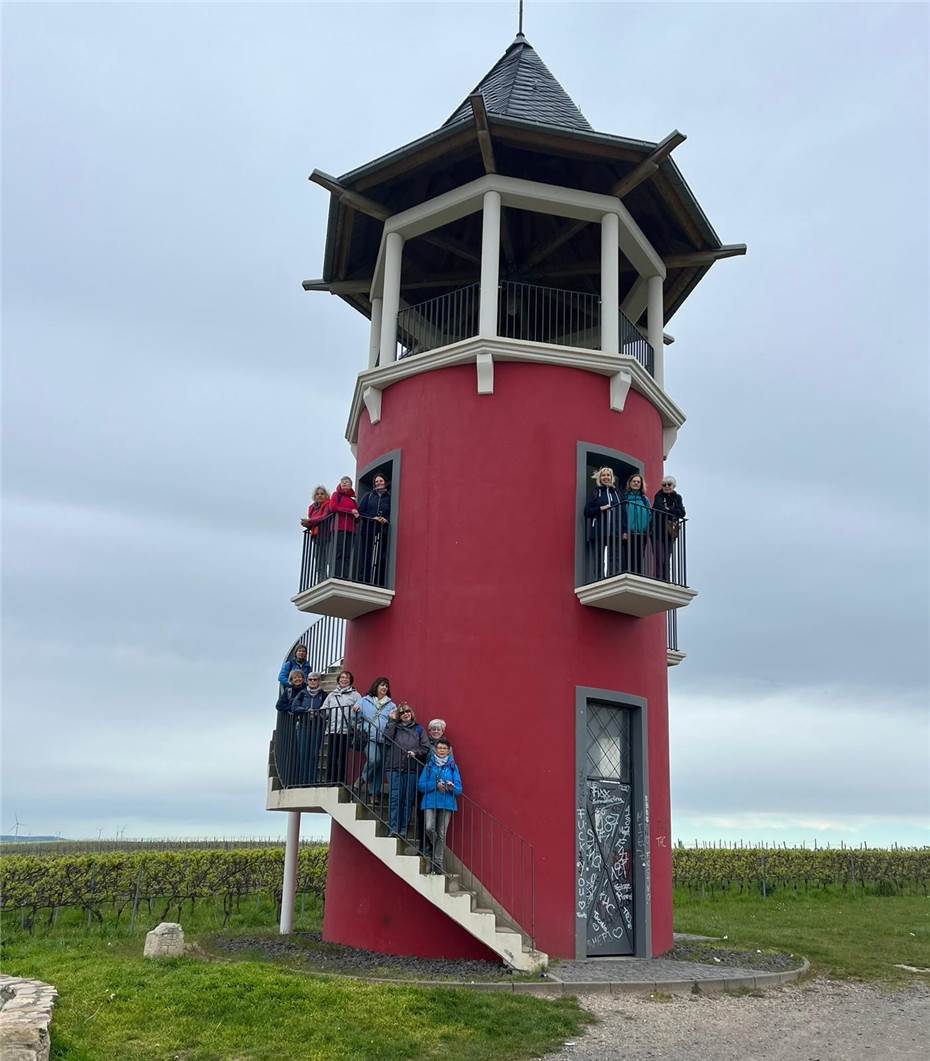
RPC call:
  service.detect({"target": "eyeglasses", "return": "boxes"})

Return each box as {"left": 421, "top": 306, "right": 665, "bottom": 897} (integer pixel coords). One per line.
{"left": 401, "top": 710, "right": 413, "bottom": 716}
{"left": 662, "top": 482, "right": 674, "bottom": 487}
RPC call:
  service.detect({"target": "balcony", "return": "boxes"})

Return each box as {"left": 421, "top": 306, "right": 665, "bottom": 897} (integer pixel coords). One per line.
{"left": 291, "top": 513, "right": 394, "bottom": 620}
{"left": 575, "top": 503, "right": 696, "bottom": 618}
{"left": 396, "top": 280, "right": 654, "bottom": 376}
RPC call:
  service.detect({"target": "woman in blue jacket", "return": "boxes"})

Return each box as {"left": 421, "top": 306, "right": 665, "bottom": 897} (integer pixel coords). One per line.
{"left": 352, "top": 676, "right": 395, "bottom": 797}
{"left": 278, "top": 644, "right": 310, "bottom": 687}
{"left": 417, "top": 738, "right": 463, "bottom": 874}
{"left": 621, "top": 472, "right": 652, "bottom": 576}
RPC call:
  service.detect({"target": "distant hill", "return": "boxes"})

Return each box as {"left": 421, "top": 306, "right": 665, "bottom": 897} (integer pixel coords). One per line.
{"left": 0, "top": 835, "right": 61, "bottom": 843}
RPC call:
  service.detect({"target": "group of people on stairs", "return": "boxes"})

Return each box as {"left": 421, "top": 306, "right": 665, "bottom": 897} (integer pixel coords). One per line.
{"left": 275, "top": 664, "right": 462, "bottom": 876}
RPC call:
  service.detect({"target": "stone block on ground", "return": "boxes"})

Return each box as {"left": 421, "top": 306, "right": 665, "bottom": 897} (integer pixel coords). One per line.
{"left": 143, "top": 922, "right": 185, "bottom": 958}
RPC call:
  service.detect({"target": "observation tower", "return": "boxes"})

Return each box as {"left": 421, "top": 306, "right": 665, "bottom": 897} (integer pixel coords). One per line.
{"left": 268, "top": 32, "right": 744, "bottom": 967}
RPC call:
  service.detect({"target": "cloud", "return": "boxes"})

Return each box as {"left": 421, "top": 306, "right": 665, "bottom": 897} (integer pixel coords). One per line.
{"left": 2, "top": 2, "right": 928, "bottom": 841}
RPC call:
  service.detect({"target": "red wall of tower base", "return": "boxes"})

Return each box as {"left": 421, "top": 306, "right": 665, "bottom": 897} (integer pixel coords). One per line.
{"left": 322, "top": 820, "right": 502, "bottom": 962}
{"left": 324, "top": 362, "right": 675, "bottom": 960}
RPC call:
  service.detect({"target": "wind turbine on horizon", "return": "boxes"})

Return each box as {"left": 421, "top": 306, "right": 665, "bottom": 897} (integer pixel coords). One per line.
{"left": 7, "top": 813, "right": 28, "bottom": 837}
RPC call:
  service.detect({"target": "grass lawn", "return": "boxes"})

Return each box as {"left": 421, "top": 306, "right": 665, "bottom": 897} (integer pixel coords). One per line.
{"left": 0, "top": 898, "right": 587, "bottom": 1061}
{"left": 674, "top": 886, "right": 930, "bottom": 984}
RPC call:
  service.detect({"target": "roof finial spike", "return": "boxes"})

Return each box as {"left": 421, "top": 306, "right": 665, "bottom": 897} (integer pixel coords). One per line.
{"left": 517, "top": 0, "right": 524, "bottom": 37}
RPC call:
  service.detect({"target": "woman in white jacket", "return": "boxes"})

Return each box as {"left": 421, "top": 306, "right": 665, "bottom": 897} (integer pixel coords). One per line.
{"left": 321, "top": 669, "right": 361, "bottom": 784}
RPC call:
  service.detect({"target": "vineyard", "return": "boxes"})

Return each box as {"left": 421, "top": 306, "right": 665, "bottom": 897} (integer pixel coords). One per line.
{"left": 0, "top": 846, "right": 328, "bottom": 928}
{"left": 1, "top": 845, "right": 927, "bottom": 927}
{"left": 674, "top": 845, "right": 930, "bottom": 896}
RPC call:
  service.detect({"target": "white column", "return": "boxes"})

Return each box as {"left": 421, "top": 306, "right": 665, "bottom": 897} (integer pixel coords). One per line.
{"left": 279, "top": 810, "right": 300, "bottom": 934}
{"left": 478, "top": 190, "right": 501, "bottom": 337}
{"left": 368, "top": 297, "right": 383, "bottom": 369}
{"left": 647, "top": 274, "right": 665, "bottom": 389}
{"left": 378, "top": 232, "right": 404, "bottom": 366}
{"left": 600, "top": 213, "right": 620, "bottom": 354}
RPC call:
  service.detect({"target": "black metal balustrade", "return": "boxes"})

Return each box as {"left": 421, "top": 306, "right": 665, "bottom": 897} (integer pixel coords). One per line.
{"left": 619, "top": 311, "right": 655, "bottom": 375}
{"left": 396, "top": 283, "right": 480, "bottom": 358}
{"left": 582, "top": 502, "right": 688, "bottom": 587}
{"left": 667, "top": 610, "right": 679, "bottom": 654}
{"left": 271, "top": 711, "right": 536, "bottom": 948}
{"left": 499, "top": 280, "right": 601, "bottom": 349}
{"left": 298, "top": 512, "right": 390, "bottom": 594}
{"left": 395, "top": 280, "right": 655, "bottom": 377}
{"left": 285, "top": 616, "right": 346, "bottom": 677}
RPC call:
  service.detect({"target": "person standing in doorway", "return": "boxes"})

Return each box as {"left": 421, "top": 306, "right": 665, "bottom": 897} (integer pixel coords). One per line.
{"left": 621, "top": 472, "right": 651, "bottom": 576}
{"left": 357, "top": 474, "right": 391, "bottom": 585}
{"left": 651, "top": 476, "right": 686, "bottom": 582}
{"left": 329, "top": 477, "right": 360, "bottom": 580}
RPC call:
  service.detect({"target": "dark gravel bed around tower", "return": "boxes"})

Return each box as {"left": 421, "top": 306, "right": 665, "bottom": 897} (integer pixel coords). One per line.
{"left": 658, "top": 942, "right": 801, "bottom": 972}
{"left": 207, "top": 931, "right": 514, "bottom": 981}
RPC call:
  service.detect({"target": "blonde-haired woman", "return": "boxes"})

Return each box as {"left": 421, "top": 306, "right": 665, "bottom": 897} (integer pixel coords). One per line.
{"left": 584, "top": 466, "right": 623, "bottom": 578}
{"left": 621, "top": 471, "right": 652, "bottom": 575}
{"left": 301, "top": 485, "right": 331, "bottom": 581}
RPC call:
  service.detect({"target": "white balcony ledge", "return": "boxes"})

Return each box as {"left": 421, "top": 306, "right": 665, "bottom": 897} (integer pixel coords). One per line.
{"left": 666, "top": 648, "right": 687, "bottom": 667}
{"left": 574, "top": 574, "right": 697, "bottom": 618}
{"left": 291, "top": 578, "right": 394, "bottom": 620}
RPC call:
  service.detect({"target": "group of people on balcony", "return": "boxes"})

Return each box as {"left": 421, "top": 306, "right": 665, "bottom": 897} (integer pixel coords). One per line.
{"left": 275, "top": 664, "right": 461, "bottom": 875}
{"left": 585, "top": 469, "right": 686, "bottom": 583}
{"left": 301, "top": 474, "right": 391, "bottom": 587}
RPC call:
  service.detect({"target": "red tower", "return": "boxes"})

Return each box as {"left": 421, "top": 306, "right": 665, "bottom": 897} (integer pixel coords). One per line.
{"left": 269, "top": 35, "right": 744, "bottom": 966}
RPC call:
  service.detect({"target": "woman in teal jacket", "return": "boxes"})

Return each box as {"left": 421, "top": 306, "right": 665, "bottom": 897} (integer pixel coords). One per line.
{"left": 417, "top": 739, "right": 462, "bottom": 874}
{"left": 621, "top": 472, "right": 652, "bottom": 576}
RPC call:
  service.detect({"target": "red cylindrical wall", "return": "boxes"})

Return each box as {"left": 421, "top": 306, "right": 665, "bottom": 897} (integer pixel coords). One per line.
{"left": 323, "top": 361, "right": 673, "bottom": 959}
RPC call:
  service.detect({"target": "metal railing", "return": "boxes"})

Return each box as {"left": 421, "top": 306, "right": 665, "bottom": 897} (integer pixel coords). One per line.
{"left": 583, "top": 502, "right": 688, "bottom": 587}
{"left": 397, "top": 283, "right": 479, "bottom": 358}
{"left": 298, "top": 512, "right": 390, "bottom": 594}
{"left": 395, "top": 280, "right": 654, "bottom": 376}
{"left": 284, "top": 616, "right": 346, "bottom": 678}
{"left": 271, "top": 711, "right": 536, "bottom": 949}
{"left": 619, "top": 310, "right": 654, "bottom": 375}
{"left": 499, "top": 280, "right": 600, "bottom": 349}
{"left": 667, "top": 610, "right": 679, "bottom": 654}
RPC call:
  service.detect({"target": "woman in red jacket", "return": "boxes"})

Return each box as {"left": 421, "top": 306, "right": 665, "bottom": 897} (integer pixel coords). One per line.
{"left": 301, "top": 485, "right": 331, "bottom": 581}
{"left": 329, "top": 476, "right": 359, "bottom": 580}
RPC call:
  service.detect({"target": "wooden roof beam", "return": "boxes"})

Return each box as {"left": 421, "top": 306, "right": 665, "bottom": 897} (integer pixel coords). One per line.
{"left": 311, "top": 168, "right": 479, "bottom": 268}
{"left": 664, "top": 244, "right": 747, "bottom": 269}
{"left": 469, "top": 95, "right": 497, "bottom": 174}
{"left": 520, "top": 219, "right": 588, "bottom": 273}
{"left": 309, "top": 169, "right": 390, "bottom": 221}
{"left": 303, "top": 276, "right": 478, "bottom": 295}
{"left": 467, "top": 95, "right": 519, "bottom": 270}
{"left": 611, "top": 130, "right": 686, "bottom": 199}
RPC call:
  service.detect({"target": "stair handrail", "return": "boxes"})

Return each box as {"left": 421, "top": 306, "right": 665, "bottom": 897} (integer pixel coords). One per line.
{"left": 270, "top": 709, "right": 536, "bottom": 948}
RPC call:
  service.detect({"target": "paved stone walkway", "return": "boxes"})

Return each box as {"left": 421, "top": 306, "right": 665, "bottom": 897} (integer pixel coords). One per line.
{"left": 550, "top": 957, "right": 771, "bottom": 984}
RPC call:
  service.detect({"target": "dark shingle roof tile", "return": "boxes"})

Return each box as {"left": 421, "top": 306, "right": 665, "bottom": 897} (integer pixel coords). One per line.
{"left": 444, "top": 35, "right": 592, "bottom": 132}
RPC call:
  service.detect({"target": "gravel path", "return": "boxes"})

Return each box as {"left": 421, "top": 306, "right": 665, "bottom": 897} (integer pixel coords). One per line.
{"left": 543, "top": 979, "right": 930, "bottom": 1061}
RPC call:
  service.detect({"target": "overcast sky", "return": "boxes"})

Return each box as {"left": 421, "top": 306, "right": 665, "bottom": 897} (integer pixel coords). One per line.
{"left": 2, "top": 1, "right": 928, "bottom": 846}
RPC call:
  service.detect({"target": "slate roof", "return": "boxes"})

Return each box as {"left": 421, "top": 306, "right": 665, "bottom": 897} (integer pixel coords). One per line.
{"left": 444, "top": 34, "right": 592, "bottom": 132}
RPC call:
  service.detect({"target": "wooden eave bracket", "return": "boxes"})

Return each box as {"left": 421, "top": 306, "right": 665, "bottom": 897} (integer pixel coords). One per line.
{"left": 612, "top": 130, "right": 687, "bottom": 199}
{"left": 663, "top": 244, "right": 747, "bottom": 269}
{"left": 469, "top": 95, "right": 497, "bottom": 174}
{"left": 309, "top": 169, "right": 390, "bottom": 221}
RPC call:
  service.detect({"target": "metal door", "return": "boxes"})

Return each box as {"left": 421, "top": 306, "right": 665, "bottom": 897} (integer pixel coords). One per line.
{"left": 576, "top": 701, "right": 634, "bottom": 955}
